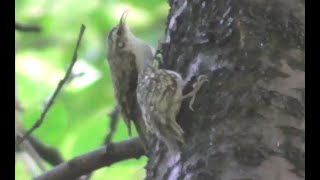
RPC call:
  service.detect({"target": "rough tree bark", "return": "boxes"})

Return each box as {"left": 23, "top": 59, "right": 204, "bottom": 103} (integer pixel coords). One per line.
{"left": 145, "top": 0, "right": 304, "bottom": 179}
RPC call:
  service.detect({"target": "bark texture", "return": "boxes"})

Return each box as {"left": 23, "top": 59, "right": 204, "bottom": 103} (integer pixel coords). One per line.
{"left": 145, "top": 0, "right": 305, "bottom": 179}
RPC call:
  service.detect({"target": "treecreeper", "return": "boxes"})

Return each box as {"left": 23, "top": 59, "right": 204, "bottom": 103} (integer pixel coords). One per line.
{"left": 107, "top": 10, "right": 208, "bottom": 154}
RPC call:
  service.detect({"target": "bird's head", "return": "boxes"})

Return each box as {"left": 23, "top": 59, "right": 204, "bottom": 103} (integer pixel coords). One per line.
{"left": 107, "top": 10, "right": 136, "bottom": 52}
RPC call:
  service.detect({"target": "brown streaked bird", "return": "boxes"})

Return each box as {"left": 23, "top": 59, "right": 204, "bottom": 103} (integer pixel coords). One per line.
{"left": 137, "top": 63, "right": 208, "bottom": 154}
{"left": 106, "top": 10, "right": 154, "bottom": 149}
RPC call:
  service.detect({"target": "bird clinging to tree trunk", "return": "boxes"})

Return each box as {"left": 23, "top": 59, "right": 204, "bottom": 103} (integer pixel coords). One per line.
{"left": 106, "top": 10, "right": 154, "bottom": 150}
{"left": 137, "top": 63, "right": 208, "bottom": 154}
{"left": 107, "top": 10, "right": 207, "bottom": 154}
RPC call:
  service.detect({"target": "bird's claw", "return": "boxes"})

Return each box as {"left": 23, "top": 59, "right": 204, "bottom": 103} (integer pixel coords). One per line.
{"left": 187, "top": 75, "right": 208, "bottom": 111}
{"left": 189, "top": 103, "right": 195, "bottom": 111}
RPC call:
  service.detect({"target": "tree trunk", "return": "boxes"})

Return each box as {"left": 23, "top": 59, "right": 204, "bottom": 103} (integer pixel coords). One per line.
{"left": 145, "top": 0, "right": 305, "bottom": 179}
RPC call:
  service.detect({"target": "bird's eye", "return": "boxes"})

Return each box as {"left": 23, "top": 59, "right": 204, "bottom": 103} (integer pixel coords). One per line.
{"left": 117, "top": 42, "right": 125, "bottom": 48}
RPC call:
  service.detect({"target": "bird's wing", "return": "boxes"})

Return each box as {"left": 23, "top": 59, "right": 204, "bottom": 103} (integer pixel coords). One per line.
{"left": 108, "top": 51, "right": 138, "bottom": 136}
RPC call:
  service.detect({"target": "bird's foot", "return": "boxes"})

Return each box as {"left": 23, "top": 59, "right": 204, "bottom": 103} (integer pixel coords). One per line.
{"left": 182, "top": 75, "right": 208, "bottom": 111}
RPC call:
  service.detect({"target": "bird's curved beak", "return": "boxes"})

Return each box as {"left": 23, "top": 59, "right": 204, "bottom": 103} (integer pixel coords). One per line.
{"left": 119, "top": 10, "right": 129, "bottom": 29}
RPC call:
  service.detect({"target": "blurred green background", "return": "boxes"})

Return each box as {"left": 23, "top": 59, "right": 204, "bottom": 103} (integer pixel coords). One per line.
{"left": 15, "top": 0, "right": 169, "bottom": 179}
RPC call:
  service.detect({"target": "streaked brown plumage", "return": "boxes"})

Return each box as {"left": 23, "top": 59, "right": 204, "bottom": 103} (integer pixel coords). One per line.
{"left": 106, "top": 11, "right": 153, "bottom": 149}
{"left": 137, "top": 65, "right": 208, "bottom": 154}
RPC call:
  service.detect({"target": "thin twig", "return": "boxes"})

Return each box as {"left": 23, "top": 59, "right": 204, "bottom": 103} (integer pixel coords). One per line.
{"left": 34, "top": 138, "right": 145, "bottom": 180}
{"left": 17, "top": 24, "right": 86, "bottom": 146}
{"left": 15, "top": 22, "right": 41, "bottom": 32}
{"left": 82, "top": 107, "right": 120, "bottom": 180}
{"left": 104, "top": 106, "right": 120, "bottom": 145}
{"left": 16, "top": 132, "right": 47, "bottom": 172}
{"left": 81, "top": 107, "right": 120, "bottom": 180}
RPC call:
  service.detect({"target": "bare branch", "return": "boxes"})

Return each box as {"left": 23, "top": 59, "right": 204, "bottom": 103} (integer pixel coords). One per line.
{"left": 15, "top": 22, "right": 41, "bottom": 32}
{"left": 17, "top": 24, "right": 86, "bottom": 146}
{"left": 34, "top": 138, "right": 145, "bottom": 180}
{"left": 28, "top": 135, "right": 64, "bottom": 166}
